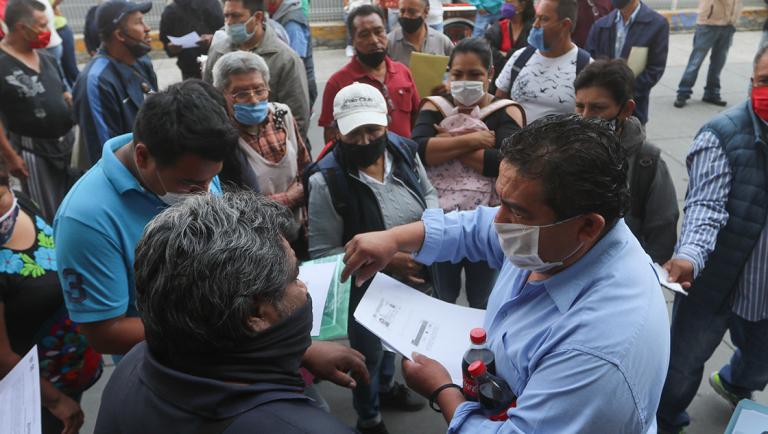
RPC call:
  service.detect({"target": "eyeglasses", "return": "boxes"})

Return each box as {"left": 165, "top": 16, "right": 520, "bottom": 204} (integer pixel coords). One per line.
{"left": 231, "top": 87, "right": 269, "bottom": 103}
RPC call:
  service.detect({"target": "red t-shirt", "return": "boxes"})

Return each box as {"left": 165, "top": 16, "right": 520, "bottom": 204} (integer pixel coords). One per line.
{"left": 318, "top": 56, "right": 421, "bottom": 138}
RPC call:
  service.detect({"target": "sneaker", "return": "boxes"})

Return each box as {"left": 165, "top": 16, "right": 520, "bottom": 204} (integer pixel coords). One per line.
{"left": 673, "top": 97, "right": 687, "bottom": 108}
{"left": 708, "top": 372, "right": 750, "bottom": 407}
{"left": 702, "top": 96, "right": 728, "bottom": 107}
{"left": 356, "top": 421, "right": 390, "bottom": 434}
{"left": 379, "top": 381, "right": 426, "bottom": 411}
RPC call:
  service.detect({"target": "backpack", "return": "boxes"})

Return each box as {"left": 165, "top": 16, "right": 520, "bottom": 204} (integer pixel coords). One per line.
{"left": 506, "top": 45, "right": 591, "bottom": 90}
{"left": 421, "top": 95, "right": 521, "bottom": 211}
{"left": 629, "top": 142, "right": 660, "bottom": 219}
{"left": 302, "top": 132, "right": 421, "bottom": 219}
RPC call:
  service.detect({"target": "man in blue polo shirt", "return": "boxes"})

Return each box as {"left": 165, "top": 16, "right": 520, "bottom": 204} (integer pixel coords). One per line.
{"left": 56, "top": 80, "right": 371, "bottom": 390}
{"left": 55, "top": 80, "right": 235, "bottom": 356}
{"left": 72, "top": 0, "right": 158, "bottom": 167}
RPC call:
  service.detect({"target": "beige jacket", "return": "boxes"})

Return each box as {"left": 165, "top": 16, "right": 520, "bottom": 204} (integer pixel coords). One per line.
{"left": 697, "top": 0, "right": 743, "bottom": 26}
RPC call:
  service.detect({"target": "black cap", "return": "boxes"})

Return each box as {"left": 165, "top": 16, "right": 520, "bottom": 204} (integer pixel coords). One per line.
{"left": 96, "top": 0, "right": 152, "bottom": 38}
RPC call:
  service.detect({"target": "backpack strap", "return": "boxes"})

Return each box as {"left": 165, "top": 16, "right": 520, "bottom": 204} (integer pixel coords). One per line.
{"left": 421, "top": 96, "right": 456, "bottom": 118}
{"left": 507, "top": 46, "right": 537, "bottom": 90}
{"left": 629, "top": 142, "right": 660, "bottom": 219}
{"left": 477, "top": 99, "right": 525, "bottom": 122}
{"left": 575, "top": 48, "right": 591, "bottom": 76}
{"left": 301, "top": 145, "right": 351, "bottom": 218}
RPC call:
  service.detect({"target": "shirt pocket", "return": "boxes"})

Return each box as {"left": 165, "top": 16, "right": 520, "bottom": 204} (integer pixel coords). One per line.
{"left": 390, "top": 86, "right": 413, "bottom": 114}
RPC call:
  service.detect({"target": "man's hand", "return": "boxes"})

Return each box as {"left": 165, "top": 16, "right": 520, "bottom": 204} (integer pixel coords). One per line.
{"left": 4, "top": 151, "right": 28, "bottom": 179}
{"left": 302, "top": 341, "right": 369, "bottom": 388}
{"left": 47, "top": 393, "right": 84, "bottom": 434}
{"left": 663, "top": 258, "right": 695, "bottom": 289}
{"left": 166, "top": 43, "right": 183, "bottom": 56}
{"left": 342, "top": 231, "right": 400, "bottom": 286}
{"left": 385, "top": 252, "right": 426, "bottom": 285}
{"left": 197, "top": 34, "right": 214, "bottom": 49}
{"left": 463, "top": 130, "right": 495, "bottom": 150}
{"left": 402, "top": 352, "right": 453, "bottom": 398}
{"left": 63, "top": 92, "right": 72, "bottom": 109}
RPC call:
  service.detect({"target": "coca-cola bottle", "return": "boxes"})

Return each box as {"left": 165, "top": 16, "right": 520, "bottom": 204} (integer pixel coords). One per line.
{"left": 468, "top": 360, "right": 517, "bottom": 421}
{"left": 461, "top": 328, "right": 495, "bottom": 401}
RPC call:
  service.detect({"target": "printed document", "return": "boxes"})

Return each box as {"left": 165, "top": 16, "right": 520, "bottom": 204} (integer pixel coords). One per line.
{"left": 0, "top": 346, "right": 41, "bottom": 434}
{"left": 354, "top": 273, "right": 486, "bottom": 384}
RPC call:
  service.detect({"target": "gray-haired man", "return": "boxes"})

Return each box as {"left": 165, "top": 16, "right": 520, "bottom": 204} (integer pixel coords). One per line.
{"left": 94, "top": 192, "right": 367, "bottom": 433}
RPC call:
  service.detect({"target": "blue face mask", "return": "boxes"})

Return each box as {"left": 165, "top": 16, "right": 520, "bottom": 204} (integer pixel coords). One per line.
{"left": 527, "top": 26, "right": 549, "bottom": 52}
{"left": 226, "top": 17, "right": 256, "bottom": 45}
{"left": 234, "top": 101, "right": 269, "bottom": 125}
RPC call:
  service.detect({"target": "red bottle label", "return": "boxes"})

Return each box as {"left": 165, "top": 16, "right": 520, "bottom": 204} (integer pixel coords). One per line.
{"left": 463, "top": 376, "right": 478, "bottom": 399}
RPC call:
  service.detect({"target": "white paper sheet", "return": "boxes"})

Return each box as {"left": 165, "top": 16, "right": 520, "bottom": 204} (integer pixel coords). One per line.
{"left": 0, "top": 346, "right": 41, "bottom": 434}
{"left": 652, "top": 263, "right": 689, "bottom": 296}
{"left": 168, "top": 31, "right": 201, "bottom": 49}
{"left": 354, "top": 273, "right": 486, "bottom": 384}
{"left": 299, "top": 262, "right": 337, "bottom": 336}
{"left": 732, "top": 409, "right": 768, "bottom": 433}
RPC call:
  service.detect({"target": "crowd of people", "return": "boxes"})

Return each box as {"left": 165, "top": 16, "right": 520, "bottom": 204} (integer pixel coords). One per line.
{"left": 0, "top": 0, "right": 764, "bottom": 432}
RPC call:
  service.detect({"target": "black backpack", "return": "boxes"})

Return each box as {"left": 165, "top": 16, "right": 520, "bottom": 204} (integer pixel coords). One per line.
{"left": 629, "top": 142, "right": 661, "bottom": 219}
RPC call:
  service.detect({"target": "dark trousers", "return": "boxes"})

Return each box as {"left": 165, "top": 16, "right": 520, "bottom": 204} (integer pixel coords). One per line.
{"left": 657, "top": 294, "right": 768, "bottom": 430}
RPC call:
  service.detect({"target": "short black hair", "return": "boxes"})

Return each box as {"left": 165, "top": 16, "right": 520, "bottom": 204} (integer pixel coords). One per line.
{"left": 133, "top": 80, "right": 239, "bottom": 166}
{"left": 552, "top": 0, "right": 578, "bottom": 27}
{"left": 223, "top": 0, "right": 265, "bottom": 14}
{"left": 347, "top": 4, "right": 385, "bottom": 38}
{"left": 755, "top": 43, "right": 768, "bottom": 69}
{"left": 448, "top": 37, "right": 493, "bottom": 71}
{"left": 501, "top": 113, "right": 629, "bottom": 224}
{"left": 574, "top": 59, "right": 635, "bottom": 106}
{"left": 5, "top": 0, "right": 45, "bottom": 29}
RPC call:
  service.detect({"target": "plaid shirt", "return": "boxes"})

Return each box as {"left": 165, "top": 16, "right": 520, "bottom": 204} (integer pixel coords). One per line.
{"left": 239, "top": 106, "right": 311, "bottom": 209}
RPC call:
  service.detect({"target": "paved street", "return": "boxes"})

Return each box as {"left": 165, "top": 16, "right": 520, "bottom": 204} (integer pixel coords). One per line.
{"left": 79, "top": 31, "right": 767, "bottom": 434}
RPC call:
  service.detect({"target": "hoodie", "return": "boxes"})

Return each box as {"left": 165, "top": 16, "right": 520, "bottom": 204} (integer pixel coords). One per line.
{"left": 94, "top": 342, "right": 355, "bottom": 434}
{"left": 620, "top": 117, "right": 679, "bottom": 264}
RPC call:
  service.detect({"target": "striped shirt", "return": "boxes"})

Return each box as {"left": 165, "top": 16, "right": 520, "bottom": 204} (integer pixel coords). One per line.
{"left": 675, "top": 130, "right": 768, "bottom": 321}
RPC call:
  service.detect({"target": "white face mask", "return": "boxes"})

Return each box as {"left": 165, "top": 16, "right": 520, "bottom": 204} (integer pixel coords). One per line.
{"left": 450, "top": 80, "right": 485, "bottom": 107}
{"left": 157, "top": 180, "right": 213, "bottom": 206}
{"left": 494, "top": 215, "right": 584, "bottom": 272}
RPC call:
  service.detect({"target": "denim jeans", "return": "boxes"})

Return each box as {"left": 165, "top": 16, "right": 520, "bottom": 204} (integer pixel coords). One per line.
{"left": 348, "top": 286, "right": 396, "bottom": 424}
{"left": 677, "top": 24, "right": 735, "bottom": 100}
{"left": 433, "top": 259, "right": 497, "bottom": 309}
{"left": 656, "top": 294, "right": 768, "bottom": 430}
{"left": 472, "top": 11, "right": 501, "bottom": 38}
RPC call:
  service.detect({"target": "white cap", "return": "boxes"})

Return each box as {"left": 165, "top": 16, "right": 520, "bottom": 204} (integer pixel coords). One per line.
{"left": 333, "top": 82, "right": 388, "bottom": 135}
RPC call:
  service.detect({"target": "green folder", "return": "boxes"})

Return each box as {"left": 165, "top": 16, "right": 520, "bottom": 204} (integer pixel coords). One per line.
{"left": 306, "top": 254, "right": 350, "bottom": 341}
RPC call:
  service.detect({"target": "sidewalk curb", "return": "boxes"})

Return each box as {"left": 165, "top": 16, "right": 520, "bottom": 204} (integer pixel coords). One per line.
{"left": 72, "top": 7, "right": 766, "bottom": 54}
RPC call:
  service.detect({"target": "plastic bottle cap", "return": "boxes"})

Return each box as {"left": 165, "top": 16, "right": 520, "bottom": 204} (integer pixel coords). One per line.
{"left": 470, "top": 327, "right": 487, "bottom": 344}
{"left": 468, "top": 360, "right": 487, "bottom": 378}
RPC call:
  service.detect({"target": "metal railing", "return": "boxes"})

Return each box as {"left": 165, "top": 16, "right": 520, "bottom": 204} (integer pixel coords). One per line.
{"left": 59, "top": 0, "right": 346, "bottom": 34}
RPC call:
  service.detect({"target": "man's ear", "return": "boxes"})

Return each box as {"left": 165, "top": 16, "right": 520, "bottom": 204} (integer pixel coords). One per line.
{"left": 134, "top": 142, "right": 152, "bottom": 170}
{"left": 577, "top": 212, "right": 606, "bottom": 244}
{"left": 621, "top": 100, "right": 636, "bottom": 120}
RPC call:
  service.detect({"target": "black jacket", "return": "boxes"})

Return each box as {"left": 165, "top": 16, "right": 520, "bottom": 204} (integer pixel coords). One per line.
{"left": 94, "top": 342, "right": 356, "bottom": 434}
{"left": 159, "top": 0, "right": 224, "bottom": 79}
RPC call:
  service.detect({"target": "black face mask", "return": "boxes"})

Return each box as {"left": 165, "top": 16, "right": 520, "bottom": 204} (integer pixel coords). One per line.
{"left": 399, "top": 16, "right": 424, "bottom": 34}
{"left": 339, "top": 134, "right": 388, "bottom": 168}
{"left": 356, "top": 50, "right": 387, "bottom": 68}
{"left": 122, "top": 31, "right": 152, "bottom": 58}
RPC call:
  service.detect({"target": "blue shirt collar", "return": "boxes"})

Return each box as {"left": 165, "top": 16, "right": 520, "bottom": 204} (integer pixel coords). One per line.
{"left": 101, "top": 133, "right": 147, "bottom": 195}
{"left": 538, "top": 220, "right": 631, "bottom": 313}
{"left": 615, "top": 2, "right": 642, "bottom": 26}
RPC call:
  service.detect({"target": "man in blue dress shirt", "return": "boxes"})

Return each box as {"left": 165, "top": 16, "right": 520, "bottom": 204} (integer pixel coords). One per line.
{"left": 342, "top": 113, "right": 670, "bottom": 433}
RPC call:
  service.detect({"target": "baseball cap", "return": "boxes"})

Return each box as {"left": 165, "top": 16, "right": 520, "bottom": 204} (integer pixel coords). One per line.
{"left": 96, "top": 0, "right": 152, "bottom": 37}
{"left": 333, "top": 82, "right": 388, "bottom": 135}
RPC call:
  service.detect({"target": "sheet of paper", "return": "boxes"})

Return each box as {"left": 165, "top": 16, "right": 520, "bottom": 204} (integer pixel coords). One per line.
{"left": 354, "top": 273, "right": 486, "bottom": 384}
{"left": 732, "top": 409, "right": 768, "bottom": 433}
{"left": 653, "top": 263, "right": 688, "bottom": 296}
{"left": 299, "top": 261, "right": 337, "bottom": 336}
{"left": 627, "top": 46, "right": 649, "bottom": 77}
{"left": 168, "top": 31, "right": 201, "bottom": 49}
{"left": 410, "top": 52, "right": 449, "bottom": 98}
{"left": 0, "top": 346, "right": 41, "bottom": 434}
